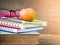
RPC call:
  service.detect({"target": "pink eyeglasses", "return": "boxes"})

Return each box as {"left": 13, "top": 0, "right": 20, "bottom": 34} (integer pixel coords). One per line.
{"left": 0, "top": 8, "right": 21, "bottom": 19}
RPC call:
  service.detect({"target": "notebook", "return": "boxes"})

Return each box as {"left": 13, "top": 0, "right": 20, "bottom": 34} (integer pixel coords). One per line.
{"left": 0, "top": 31, "right": 39, "bottom": 34}
{"left": 7, "top": 17, "right": 48, "bottom": 28}
{"left": 0, "top": 26, "right": 43, "bottom": 33}
{"left": 0, "top": 18, "right": 24, "bottom": 29}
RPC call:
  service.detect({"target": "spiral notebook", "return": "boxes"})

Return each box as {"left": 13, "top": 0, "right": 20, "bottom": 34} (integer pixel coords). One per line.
{"left": 0, "top": 26, "right": 44, "bottom": 33}
{"left": 0, "top": 18, "right": 24, "bottom": 29}
{"left": 7, "top": 17, "right": 48, "bottom": 27}
{"left": 0, "top": 31, "right": 39, "bottom": 34}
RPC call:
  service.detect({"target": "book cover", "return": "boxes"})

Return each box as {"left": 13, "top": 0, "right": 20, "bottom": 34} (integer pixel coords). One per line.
{"left": 0, "top": 31, "right": 39, "bottom": 34}
{"left": 0, "top": 26, "right": 44, "bottom": 33}
{"left": 0, "top": 18, "right": 24, "bottom": 29}
{"left": 7, "top": 17, "right": 48, "bottom": 27}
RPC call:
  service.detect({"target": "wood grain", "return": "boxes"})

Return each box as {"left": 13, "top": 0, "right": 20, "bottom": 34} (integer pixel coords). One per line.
{"left": 38, "top": 34, "right": 60, "bottom": 45}
{"left": 38, "top": 0, "right": 60, "bottom": 34}
{"left": 0, "top": 34, "right": 39, "bottom": 44}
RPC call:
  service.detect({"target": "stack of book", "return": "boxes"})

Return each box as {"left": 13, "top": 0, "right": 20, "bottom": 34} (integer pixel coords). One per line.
{"left": 0, "top": 17, "right": 47, "bottom": 34}
{"left": 0, "top": 17, "right": 47, "bottom": 45}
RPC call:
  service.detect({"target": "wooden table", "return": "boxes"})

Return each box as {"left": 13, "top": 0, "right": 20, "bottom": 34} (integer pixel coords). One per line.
{"left": 0, "top": 31, "right": 40, "bottom": 45}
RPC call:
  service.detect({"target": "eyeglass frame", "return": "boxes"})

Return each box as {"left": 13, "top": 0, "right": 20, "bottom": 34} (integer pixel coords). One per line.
{"left": 0, "top": 8, "right": 21, "bottom": 19}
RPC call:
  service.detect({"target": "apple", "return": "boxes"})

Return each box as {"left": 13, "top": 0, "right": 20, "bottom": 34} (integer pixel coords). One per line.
{"left": 19, "top": 8, "right": 36, "bottom": 21}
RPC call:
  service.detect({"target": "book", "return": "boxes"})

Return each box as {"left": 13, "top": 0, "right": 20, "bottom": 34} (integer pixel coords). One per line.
{"left": 0, "top": 31, "right": 40, "bottom": 44}
{"left": 18, "top": 27, "right": 44, "bottom": 33}
{"left": 0, "top": 26, "right": 44, "bottom": 33}
{"left": 6, "top": 17, "right": 48, "bottom": 28}
{"left": 23, "top": 19, "right": 47, "bottom": 28}
{"left": 0, "top": 31, "right": 39, "bottom": 34}
{"left": 24, "top": 22, "right": 47, "bottom": 28}
{"left": 0, "top": 18, "right": 24, "bottom": 29}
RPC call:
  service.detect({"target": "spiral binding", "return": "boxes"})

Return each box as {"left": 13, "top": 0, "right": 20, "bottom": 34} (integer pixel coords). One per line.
{"left": 0, "top": 26, "right": 18, "bottom": 32}
{"left": 0, "top": 19, "right": 24, "bottom": 29}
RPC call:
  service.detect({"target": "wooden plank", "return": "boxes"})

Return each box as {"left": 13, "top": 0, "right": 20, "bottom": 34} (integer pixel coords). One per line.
{"left": 37, "top": 0, "right": 60, "bottom": 34}
{"left": 0, "top": 34, "right": 40, "bottom": 44}
{"left": 38, "top": 34, "right": 60, "bottom": 45}
{"left": 0, "top": 44, "right": 36, "bottom": 45}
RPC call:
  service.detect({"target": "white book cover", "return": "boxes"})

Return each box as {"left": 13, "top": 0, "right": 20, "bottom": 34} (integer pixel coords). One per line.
{"left": 7, "top": 17, "right": 48, "bottom": 27}
{"left": 0, "top": 31, "right": 39, "bottom": 34}
{"left": 0, "top": 26, "right": 44, "bottom": 33}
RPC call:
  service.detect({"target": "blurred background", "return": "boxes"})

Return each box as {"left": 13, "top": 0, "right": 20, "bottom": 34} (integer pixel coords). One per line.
{"left": 0, "top": 0, "right": 60, "bottom": 45}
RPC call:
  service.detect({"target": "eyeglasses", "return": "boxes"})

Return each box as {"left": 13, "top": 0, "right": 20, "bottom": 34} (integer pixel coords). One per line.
{"left": 0, "top": 8, "right": 21, "bottom": 19}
